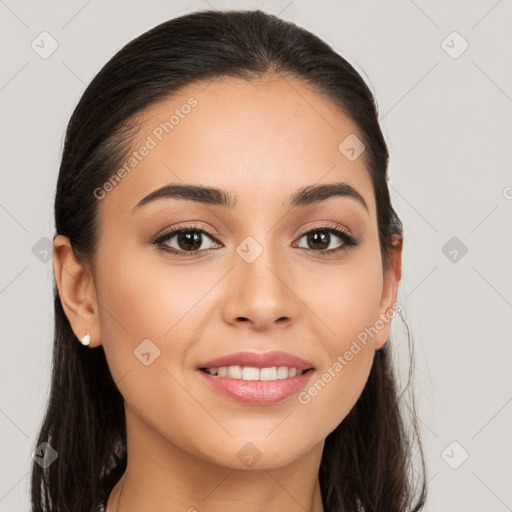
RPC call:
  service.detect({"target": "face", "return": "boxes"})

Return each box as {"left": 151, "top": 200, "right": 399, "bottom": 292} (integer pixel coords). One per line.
{"left": 56, "top": 75, "right": 400, "bottom": 470}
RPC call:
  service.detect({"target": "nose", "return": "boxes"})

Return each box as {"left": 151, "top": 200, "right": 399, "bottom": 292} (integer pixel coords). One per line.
{"left": 220, "top": 242, "right": 299, "bottom": 331}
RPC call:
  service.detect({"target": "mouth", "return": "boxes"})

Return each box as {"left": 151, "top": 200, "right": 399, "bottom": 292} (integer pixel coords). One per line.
{"left": 195, "top": 350, "right": 316, "bottom": 404}
{"left": 195, "top": 350, "right": 315, "bottom": 375}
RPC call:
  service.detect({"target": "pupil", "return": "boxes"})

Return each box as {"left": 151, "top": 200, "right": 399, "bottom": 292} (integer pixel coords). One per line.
{"left": 179, "top": 232, "right": 201, "bottom": 251}
{"left": 308, "top": 232, "right": 329, "bottom": 250}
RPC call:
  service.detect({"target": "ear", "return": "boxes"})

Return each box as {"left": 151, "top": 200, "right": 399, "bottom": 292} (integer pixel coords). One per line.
{"left": 373, "top": 235, "right": 403, "bottom": 350}
{"left": 53, "top": 235, "right": 101, "bottom": 347}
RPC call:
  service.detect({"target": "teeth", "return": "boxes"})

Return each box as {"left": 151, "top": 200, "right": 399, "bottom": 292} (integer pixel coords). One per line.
{"left": 204, "top": 366, "right": 304, "bottom": 380}
{"left": 242, "top": 366, "right": 259, "bottom": 380}
{"left": 227, "top": 366, "right": 242, "bottom": 379}
{"left": 260, "top": 367, "right": 278, "bottom": 380}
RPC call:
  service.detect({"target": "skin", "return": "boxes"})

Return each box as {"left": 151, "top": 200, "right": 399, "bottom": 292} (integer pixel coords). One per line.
{"left": 53, "top": 75, "right": 402, "bottom": 512}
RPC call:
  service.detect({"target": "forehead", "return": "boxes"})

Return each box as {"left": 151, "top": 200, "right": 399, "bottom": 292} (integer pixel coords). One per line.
{"left": 97, "top": 75, "right": 375, "bottom": 220}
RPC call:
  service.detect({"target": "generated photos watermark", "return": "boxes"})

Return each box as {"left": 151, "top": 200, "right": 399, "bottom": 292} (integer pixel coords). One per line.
{"left": 93, "top": 97, "right": 198, "bottom": 200}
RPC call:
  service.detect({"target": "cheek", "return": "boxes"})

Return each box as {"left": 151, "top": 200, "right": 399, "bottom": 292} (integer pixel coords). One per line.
{"left": 311, "top": 245, "right": 384, "bottom": 349}
{"left": 295, "top": 247, "right": 383, "bottom": 430}
{"left": 95, "top": 240, "right": 219, "bottom": 386}
{"left": 96, "top": 227, "right": 203, "bottom": 336}
{"left": 94, "top": 247, "right": 209, "bottom": 439}
{"left": 94, "top": 242, "right": 187, "bottom": 377}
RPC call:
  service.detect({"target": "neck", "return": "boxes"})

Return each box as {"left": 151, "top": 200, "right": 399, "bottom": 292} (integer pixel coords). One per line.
{"left": 106, "top": 407, "right": 325, "bottom": 512}
{"left": 108, "top": 470, "right": 324, "bottom": 512}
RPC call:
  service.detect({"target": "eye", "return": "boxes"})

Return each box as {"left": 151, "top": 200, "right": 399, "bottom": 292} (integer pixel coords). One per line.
{"left": 153, "top": 224, "right": 221, "bottom": 257}
{"left": 153, "top": 223, "right": 358, "bottom": 258}
{"left": 294, "top": 224, "right": 358, "bottom": 255}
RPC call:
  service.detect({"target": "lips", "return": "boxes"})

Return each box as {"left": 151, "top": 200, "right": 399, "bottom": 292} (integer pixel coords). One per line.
{"left": 196, "top": 350, "right": 315, "bottom": 372}
{"left": 197, "top": 368, "right": 314, "bottom": 404}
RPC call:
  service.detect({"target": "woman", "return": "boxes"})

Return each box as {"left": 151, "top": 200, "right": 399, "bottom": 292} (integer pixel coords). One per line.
{"left": 31, "top": 9, "right": 427, "bottom": 512}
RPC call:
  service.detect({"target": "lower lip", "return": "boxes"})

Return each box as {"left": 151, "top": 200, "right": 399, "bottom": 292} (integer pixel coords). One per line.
{"left": 196, "top": 368, "right": 315, "bottom": 404}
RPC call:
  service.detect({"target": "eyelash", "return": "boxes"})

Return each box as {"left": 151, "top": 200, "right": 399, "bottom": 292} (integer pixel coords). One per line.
{"left": 153, "top": 223, "right": 359, "bottom": 258}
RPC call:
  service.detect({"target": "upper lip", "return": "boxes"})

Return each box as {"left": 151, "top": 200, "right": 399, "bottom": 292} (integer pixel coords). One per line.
{"left": 196, "top": 351, "right": 315, "bottom": 371}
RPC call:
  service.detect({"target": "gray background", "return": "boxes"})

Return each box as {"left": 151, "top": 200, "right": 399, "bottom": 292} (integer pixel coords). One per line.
{"left": 1, "top": 0, "right": 511, "bottom": 510}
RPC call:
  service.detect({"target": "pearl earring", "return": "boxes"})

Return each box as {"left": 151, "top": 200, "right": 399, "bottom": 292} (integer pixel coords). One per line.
{"left": 80, "top": 331, "right": 91, "bottom": 346}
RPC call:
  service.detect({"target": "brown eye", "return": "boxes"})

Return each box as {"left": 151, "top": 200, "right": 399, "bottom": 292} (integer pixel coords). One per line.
{"left": 153, "top": 223, "right": 358, "bottom": 258}
{"left": 295, "top": 226, "right": 358, "bottom": 254}
{"left": 303, "top": 231, "right": 331, "bottom": 251}
{"left": 154, "top": 225, "right": 221, "bottom": 256}
{"left": 174, "top": 231, "right": 203, "bottom": 251}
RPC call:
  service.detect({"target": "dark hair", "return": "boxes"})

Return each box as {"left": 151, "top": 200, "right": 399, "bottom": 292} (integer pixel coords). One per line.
{"left": 32, "top": 9, "right": 427, "bottom": 511}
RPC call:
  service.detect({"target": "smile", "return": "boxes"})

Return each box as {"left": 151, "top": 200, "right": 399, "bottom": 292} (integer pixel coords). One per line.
{"left": 202, "top": 366, "right": 306, "bottom": 380}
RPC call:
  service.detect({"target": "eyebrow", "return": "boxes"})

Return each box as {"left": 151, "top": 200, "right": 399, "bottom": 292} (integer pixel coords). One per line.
{"left": 132, "top": 181, "right": 368, "bottom": 213}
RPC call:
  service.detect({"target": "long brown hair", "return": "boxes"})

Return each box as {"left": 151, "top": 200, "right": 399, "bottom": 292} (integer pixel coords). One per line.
{"left": 31, "top": 9, "right": 427, "bottom": 511}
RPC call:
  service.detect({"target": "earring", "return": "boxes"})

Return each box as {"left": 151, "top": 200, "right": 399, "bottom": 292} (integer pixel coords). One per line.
{"left": 80, "top": 331, "right": 91, "bottom": 346}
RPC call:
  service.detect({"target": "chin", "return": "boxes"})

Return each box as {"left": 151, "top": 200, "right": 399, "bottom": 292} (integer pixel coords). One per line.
{"left": 200, "top": 435, "right": 319, "bottom": 471}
